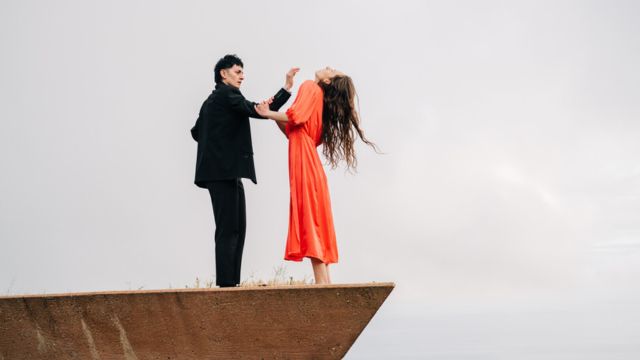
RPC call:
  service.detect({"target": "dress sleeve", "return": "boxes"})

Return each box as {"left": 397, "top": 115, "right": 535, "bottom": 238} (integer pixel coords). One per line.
{"left": 285, "top": 81, "right": 322, "bottom": 126}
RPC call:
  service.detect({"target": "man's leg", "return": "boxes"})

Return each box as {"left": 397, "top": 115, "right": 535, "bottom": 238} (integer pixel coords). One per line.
{"left": 207, "top": 179, "right": 245, "bottom": 287}
{"left": 234, "top": 179, "right": 246, "bottom": 284}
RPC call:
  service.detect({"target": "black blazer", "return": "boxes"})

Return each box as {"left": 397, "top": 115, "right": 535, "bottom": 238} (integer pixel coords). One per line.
{"left": 191, "top": 83, "right": 290, "bottom": 187}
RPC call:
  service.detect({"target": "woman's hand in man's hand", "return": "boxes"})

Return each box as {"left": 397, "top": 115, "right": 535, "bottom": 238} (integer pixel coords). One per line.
{"left": 255, "top": 100, "right": 271, "bottom": 118}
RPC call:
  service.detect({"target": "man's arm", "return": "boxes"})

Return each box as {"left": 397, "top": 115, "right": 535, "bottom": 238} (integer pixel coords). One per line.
{"left": 227, "top": 88, "right": 267, "bottom": 118}
{"left": 227, "top": 67, "right": 298, "bottom": 118}
{"left": 190, "top": 103, "right": 205, "bottom": 141}
{"left": 227, "top": 87, "right": 291, "bottom": 119}
{"left": 190, "top": 121, "right": 199, "bottom": 141}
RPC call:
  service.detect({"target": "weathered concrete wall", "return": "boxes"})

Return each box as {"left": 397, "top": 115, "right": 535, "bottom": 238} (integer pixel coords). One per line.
{"left": 0, "top": 283, "right": 394, "bottom": 359}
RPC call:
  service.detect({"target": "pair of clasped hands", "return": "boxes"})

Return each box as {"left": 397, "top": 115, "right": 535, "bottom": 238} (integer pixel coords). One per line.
{"left": 255, "top": 67, "right": 300, "bottom": 119}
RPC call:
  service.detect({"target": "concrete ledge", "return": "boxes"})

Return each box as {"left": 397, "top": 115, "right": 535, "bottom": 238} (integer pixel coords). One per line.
{"left": 0, "top": 283, "right": 394, "bottom": 359}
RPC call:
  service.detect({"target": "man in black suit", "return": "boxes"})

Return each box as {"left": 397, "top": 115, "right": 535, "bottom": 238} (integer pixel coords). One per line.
{"left": 191, "top": 54, "right": 297, "bottom": 287}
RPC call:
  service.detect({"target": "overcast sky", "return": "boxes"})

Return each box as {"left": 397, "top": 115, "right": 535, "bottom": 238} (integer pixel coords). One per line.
{"left": 2, "top": 0, "right": 640, "bottom": 358}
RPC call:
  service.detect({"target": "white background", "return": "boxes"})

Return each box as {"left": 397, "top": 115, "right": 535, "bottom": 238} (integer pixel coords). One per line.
{"left": 2, "top": 1, "right": 639, "bottom": 358}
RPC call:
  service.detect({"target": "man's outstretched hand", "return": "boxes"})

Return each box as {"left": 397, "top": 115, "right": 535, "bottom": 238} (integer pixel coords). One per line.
{"left": 284, "top": 67, "right": 300, "bottom": 92}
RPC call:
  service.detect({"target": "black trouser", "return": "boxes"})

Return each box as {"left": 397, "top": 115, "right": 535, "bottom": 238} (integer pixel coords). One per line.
{"left": 206, "top": 179, "right": 246, "bottom": 287}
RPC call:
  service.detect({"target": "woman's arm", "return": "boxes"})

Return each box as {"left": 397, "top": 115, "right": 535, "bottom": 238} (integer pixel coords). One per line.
{"left": 256, "top": 101, "right": 289, "bottom": 137}
{"left": 275, "top": 121, "right": 287, "bottom": 136}
{"left": 255, "top": 102, "right": 289, "bottom": 123}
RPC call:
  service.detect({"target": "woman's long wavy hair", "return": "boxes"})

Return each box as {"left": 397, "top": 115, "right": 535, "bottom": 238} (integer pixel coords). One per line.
{"left": 318, "top": 76, "right": 377, "bottom": 170}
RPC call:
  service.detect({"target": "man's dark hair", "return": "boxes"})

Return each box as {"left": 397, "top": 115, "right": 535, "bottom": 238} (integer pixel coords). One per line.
{"left": 214, "top": 54, "right": 244, "bottom": 84}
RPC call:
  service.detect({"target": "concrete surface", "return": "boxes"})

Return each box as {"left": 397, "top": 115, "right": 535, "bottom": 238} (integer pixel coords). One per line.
{"left": 0, "top": 283, "right": 394, "bottom": 359}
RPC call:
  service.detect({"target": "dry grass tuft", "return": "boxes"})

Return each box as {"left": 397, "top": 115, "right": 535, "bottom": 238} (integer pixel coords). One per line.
{"left": 241, "top": 265, "right": 312, "bottom": 287}
{"left": 184, "top": 265, "right": 312, "bottom": 289}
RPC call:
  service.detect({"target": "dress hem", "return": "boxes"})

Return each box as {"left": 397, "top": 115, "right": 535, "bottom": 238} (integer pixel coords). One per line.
{"left": 284, "top": 254, "right": 338, "bottom": 265}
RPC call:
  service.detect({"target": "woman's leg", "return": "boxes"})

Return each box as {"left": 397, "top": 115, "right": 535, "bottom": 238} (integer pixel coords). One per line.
{"left": 311, "top": 258, "right": 330, "bottom": 284}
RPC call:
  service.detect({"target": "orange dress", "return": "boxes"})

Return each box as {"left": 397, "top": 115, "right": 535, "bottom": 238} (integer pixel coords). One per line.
{"left": 284, "top": 80, "right": 338, "bottom": 264}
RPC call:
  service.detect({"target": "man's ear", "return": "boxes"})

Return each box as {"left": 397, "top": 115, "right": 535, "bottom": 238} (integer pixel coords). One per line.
{"left": 220, "top": 69, "right": 228, "bottom": 81}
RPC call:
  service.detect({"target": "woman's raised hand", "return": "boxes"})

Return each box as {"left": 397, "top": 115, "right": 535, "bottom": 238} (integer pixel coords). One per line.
{"left": 284, "top": 67, "right": 300, "bottom": 91}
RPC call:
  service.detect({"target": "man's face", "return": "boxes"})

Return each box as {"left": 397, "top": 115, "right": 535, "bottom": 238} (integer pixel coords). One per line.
{"left": 220, "top": 64, "right": 244, "bottom": 88}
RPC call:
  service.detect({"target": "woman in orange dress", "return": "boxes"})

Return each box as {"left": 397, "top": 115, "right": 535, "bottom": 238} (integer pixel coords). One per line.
{"left": 256, "top": 67, "right": 376, "bottom": 284}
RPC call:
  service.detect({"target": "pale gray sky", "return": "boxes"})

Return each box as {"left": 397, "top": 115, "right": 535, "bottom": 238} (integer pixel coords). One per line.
{"left": 2, "top": 0, "right": 640, "bottom": 358}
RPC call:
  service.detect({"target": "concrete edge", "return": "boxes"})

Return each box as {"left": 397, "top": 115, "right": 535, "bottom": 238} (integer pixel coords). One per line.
{"left": 0, "top": 282, "right": 396, "bottom": 299}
